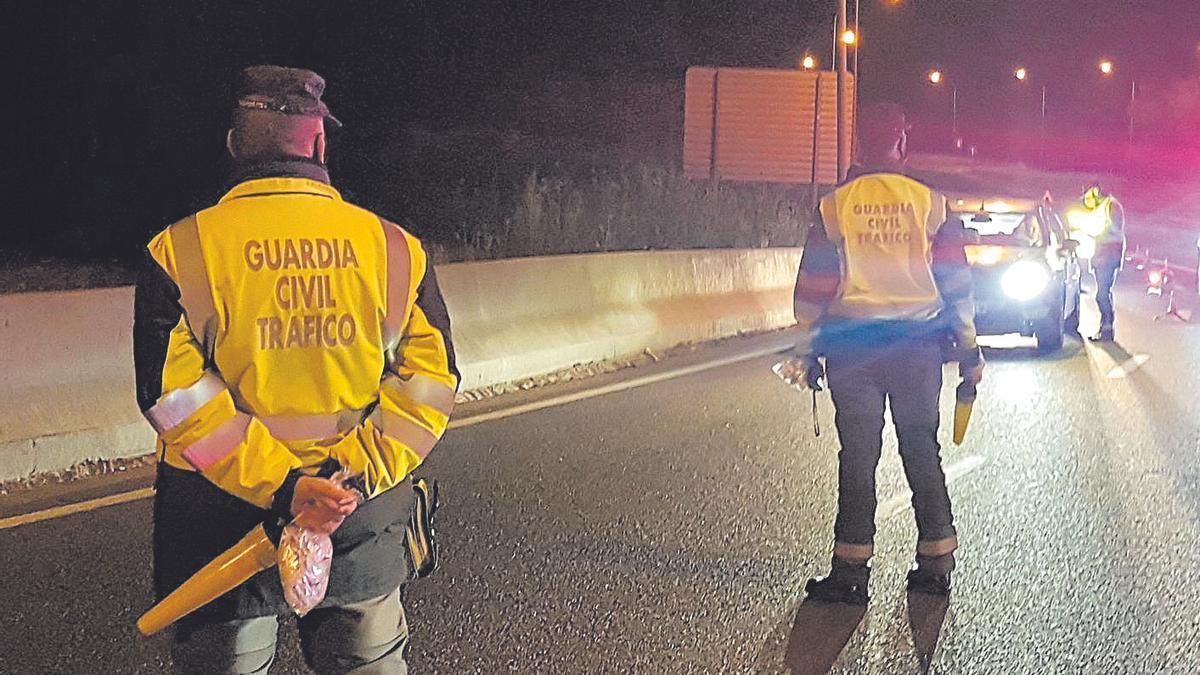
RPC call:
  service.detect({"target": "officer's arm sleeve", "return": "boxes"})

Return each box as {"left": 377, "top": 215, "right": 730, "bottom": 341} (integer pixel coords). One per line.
{"left": 134, "top": 238, "right": 302, "bottom": 512}
{"left": 325, "top": 239, "right": 459, "bottom": 499}
{"left": 793, "top": 209, "right": 841, "bottom": 356}
{"left": 932, "top": 214, "right": 979, "bottom": 353}
{"left": 1112, "top": 199, "right": 1126, "bottom": 232}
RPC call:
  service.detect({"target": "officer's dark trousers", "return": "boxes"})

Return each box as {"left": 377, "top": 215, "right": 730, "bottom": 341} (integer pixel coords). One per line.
{"left": 825, "top": 339, "right": 957, "bottom": 558}
{"left": 172, "top": 588, "right": 408, "bottom": 674}
{"left": 1094, "top": 255, "right": 1121, "bottom": 331}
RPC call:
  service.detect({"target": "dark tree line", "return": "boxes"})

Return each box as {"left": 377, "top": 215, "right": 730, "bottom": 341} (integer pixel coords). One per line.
{"left": 6, "top": 1, "right": 1195, "bottom": 264}
{"left": 5, "top": 1, "right": 832, "bottom": 263}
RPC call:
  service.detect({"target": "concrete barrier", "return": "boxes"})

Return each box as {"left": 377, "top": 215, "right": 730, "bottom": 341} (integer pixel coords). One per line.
{"left": 440, "top": 249, "right": 801, "bottom": 390}
{"left": 0, "top": 249, "right": 801, "bottom": 481}
{"left": 0, "top": 287, "right": 156, "bottom": 480}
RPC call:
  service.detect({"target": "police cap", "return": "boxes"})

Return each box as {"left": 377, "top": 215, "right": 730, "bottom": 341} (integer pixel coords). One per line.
{"left": 235, "top": 65, "right": 342, "bottom": 128}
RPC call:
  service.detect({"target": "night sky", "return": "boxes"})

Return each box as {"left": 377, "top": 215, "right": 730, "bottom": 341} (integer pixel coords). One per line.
{"left": 6, "top": 1, "right": 1198, "bottom": 260}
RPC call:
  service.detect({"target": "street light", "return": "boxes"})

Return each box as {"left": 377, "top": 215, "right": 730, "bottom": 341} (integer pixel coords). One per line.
{"left": 1097, "top": 58, "right": 1135, "bottom": 143}
{"left": 926, "top": 69, "right": 958, "bottom": 144}
{"left": 835, "top": 0, "right": 851, "bottom": 180}
{"left": 1010, "top": 66, "right": 1046, "bottom": 161}
{"left": 802, "top": 53, "right": 817, "bottom": 70}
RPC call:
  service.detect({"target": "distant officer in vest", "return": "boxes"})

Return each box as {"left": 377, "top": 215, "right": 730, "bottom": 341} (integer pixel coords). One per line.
{"left": 134, "top": 65, "right": 458, "bottom": 673}
{"left": 1079, "top": 182, "right": 1126, "bottom": 342}
{"left": 778, "top": 103, "right": 982, "bottom": 604}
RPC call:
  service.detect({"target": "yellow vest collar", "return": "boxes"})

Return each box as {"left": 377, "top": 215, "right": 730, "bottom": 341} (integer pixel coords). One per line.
{"left": 220, "top": 177, "right": 343, "bottom": 203}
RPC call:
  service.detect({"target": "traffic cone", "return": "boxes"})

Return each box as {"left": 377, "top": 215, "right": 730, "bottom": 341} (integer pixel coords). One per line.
{"left": 137, "top": 525, "right": 278, "bottom": 636}
{"left": 952, "top": 382, "right": 976, "bottom": 446}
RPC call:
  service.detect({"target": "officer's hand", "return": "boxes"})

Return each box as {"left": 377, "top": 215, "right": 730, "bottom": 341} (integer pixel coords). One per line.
{"left": 774, "top": 356, "right": 825, "bottom": 391}
{"left": 291, "top": 476, "right": 359, "bottom": 534}
{"left": 959, "top": 347, "right": 985, "bottom": 387}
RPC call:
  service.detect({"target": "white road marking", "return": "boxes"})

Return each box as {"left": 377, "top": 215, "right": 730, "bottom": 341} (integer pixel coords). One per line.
{"left": 0, "top": 341, "right": 789, "bottom": 530}
{"left": 1084, "top": 342, "right": 1152, "bottom": 379}
{"left": 448, "top": 342, "right": 789, "bottom": 429}
{"left": 877, "top": 454, "right": 986, "bottom": 520}
{"left": 0, "top": 487, "right": 154, "bottom": 531}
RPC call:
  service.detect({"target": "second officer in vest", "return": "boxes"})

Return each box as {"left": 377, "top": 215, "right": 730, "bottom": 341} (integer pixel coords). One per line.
{"left": 1077, "top": 182, "right": 1126, "bottom": 342}
{"left": 134, "top": 66, "right": 458, "bottom": 672}
{"left": 779, "top": 103, "right": 982, "bottom": 604}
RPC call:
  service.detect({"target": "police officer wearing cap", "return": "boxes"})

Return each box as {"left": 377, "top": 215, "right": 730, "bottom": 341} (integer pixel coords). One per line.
{"left": 778, "top": 102, "right": 982, "bottom": 604}
{"left": 134, "top": 65, "right": 458, "bottom": 672}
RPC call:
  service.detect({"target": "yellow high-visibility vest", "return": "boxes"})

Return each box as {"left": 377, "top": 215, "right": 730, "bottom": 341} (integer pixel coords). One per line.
{"left": 818, "top": 173, "right": 948, "bottom": 322}
{"left": 143, "top": 177, "right": 457, "bottom": 506}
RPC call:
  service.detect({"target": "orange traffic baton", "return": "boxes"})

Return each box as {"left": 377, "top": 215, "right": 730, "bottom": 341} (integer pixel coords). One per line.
{"left": 137, "top": 525, "right": 277, "bottom": 636}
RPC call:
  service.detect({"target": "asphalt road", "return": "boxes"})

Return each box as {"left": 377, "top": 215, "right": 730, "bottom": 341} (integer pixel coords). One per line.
{"left": 2, "top": 277, "right": 1199, "bottom": 674}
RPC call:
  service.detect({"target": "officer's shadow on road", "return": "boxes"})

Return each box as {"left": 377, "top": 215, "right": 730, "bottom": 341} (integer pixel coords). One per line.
{"left": 906, "top": 591, "right": 951, "bottom": 673}
{"left": 753, "top": 593, "right": 868, "bottom": 672}
{"left": 754, "top": 592, "right": 950, "bottom": 674}
{"left": 1088, "top": 339, "right": 1134, "bottom": 366}
{"left": 777, "top": 599, "right": 867, "bottom": 674}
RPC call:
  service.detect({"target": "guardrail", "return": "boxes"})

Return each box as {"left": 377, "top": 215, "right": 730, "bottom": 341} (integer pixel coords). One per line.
{"left": 0, "top": 248, "right": 802, "bottom": 482}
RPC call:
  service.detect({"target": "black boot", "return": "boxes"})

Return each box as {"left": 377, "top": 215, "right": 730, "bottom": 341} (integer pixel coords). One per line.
{"left": 907, "top": 553, "right": 954, "bottom": 596}
{"left": 805, "top": 556, "right": 870, "bottom": 606}
{"left": 1089, "top": 326, "right": 1115, "bottom": 342}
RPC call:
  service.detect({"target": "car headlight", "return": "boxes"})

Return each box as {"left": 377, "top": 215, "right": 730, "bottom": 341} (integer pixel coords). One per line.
{"left": 1001, "top": 260, "right": 1051, "bottom": 301}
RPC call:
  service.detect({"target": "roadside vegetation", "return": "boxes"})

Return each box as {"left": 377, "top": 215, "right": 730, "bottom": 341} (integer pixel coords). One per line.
{"left": 363, "top": 127, "right": 809, "bottom": 263}
{"left": 2, "top": 128, "right": 810, "bottom": 293}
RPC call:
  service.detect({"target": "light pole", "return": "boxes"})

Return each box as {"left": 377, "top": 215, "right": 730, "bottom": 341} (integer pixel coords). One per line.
{"left": 927, "top": 69, "right": 958, "bottom": 145}
{"left": 1099, "top": 58, "right": 1136, "bottom": 144}
{"left": 1014, "top": 66, "right": 1047, "bottom": 163}
{"left": 1040, "top": 84, "right": 1047, "bottom": 162}
{"left": 836, "top": 0, "right": 850, "bottom": 180}
{"left": 852, "top": 0, "right": 860, "bottom": 159}
{"left": 852, "top": 0, "right": 861, "bottom": 80}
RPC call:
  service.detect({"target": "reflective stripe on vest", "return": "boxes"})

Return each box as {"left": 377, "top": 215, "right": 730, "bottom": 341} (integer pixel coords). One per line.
{"left": 926, "top": 191, "right": 948, "bottom": 234}
{"left": 819, "top": 193, "right": 841, "bottom": 241}
{"left": 381, "top": 373, "right": 456, "bottom": 417}
{"left": 144, "top": 371, "right": 227, "bottom": 434}
{"left": 179, "top": 413, "right": 252, "bottom": 471}
{"left": 381, "top": 220, "right": 413, "bottom": 353}
{"left": 370, "top": 409, "right": 440, "bottom": 460}
{"left": 170, "top": 215, "right": 219, "bottom": 355}
{"left": 259, "top": 409, "right": 367, "bottom": 442}
{"left": 1099, "top": 196, "right": 1122, "bottom": 238}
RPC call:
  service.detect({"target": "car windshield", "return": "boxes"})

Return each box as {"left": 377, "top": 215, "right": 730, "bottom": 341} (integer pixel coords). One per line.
{"left": 959, "top": 211, "right": 1043, "bottom": 247}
